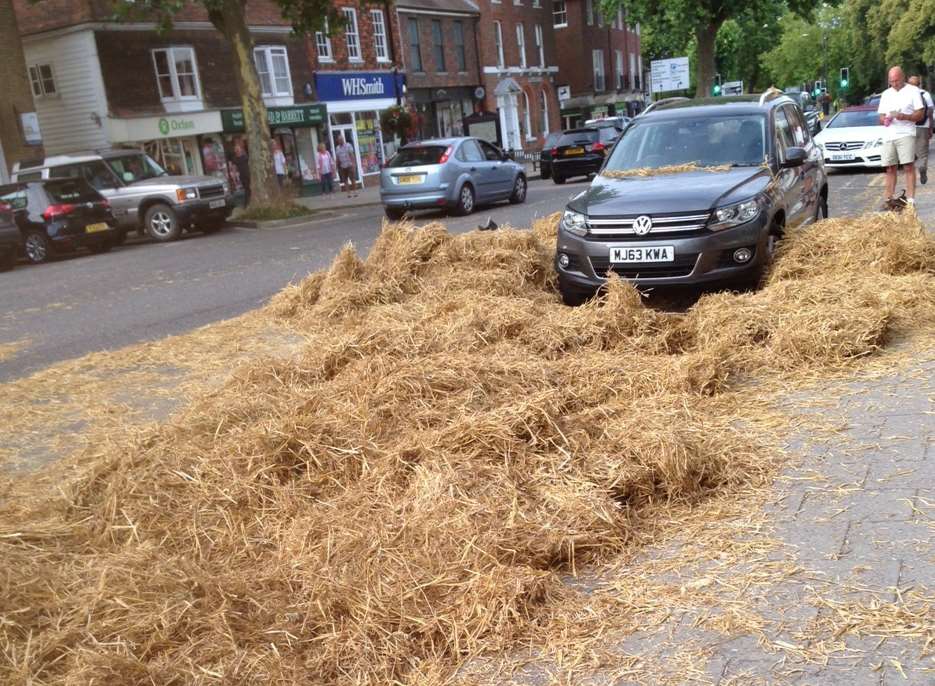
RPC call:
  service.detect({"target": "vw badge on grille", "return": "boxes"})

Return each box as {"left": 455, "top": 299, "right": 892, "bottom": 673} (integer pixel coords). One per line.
{"left": 633, "top": 215, "right": 653, "bottom": 236}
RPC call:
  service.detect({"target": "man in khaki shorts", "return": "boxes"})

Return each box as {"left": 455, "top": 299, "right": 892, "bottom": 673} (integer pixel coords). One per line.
{"left": 908, "top": 75, "right": 933, "bottom": 184}
{"left": 877, "top": 66, "right": 924, "bottom": 209}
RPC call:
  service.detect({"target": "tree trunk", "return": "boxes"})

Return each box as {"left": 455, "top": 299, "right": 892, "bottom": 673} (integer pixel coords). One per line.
{"left": 210, "top": 0, "right": 276, "bottom": 207}
{"left": 695, "top": 21, "right": 720, "bottom": 98}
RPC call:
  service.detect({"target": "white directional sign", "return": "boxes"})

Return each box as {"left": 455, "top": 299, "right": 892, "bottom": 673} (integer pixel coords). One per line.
{"left": 650, "top": 57, "right": 691, "bottom": 93}
{"left": 723, "top": 80, "right": 744, "bottom": 95}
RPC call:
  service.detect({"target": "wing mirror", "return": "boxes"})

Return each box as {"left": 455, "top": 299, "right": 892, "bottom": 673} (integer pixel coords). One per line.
{"left": 780, "top": 147, "right": 807, "bottom": 168}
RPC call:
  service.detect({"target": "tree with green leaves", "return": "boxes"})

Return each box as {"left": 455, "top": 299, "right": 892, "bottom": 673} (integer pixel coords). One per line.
{"left": 604, "top": 0, "right": 814, "bottom": 98}
{"left": 114, "top": 0, "right": 339, "bottom": 207}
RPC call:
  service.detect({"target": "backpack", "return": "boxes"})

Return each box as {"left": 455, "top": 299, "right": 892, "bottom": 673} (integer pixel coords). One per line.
{"left": 918, "top": 89, "right": 931, "bottom": 127}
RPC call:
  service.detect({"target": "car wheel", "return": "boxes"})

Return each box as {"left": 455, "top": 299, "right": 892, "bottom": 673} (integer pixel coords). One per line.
{"left": 815, "top": 191, "right": 829, "bottom": 220}
{"left": 559, "top": 278, "right": 591, "bottom": 306}
{"left": 384, "top": 206, "right": 406, "bottom": 221}
{"left": 23, "top": 231, "right": 51, "bottom": 264}
{"left": 0, "top": 247, "right": 16, "bottom": 272}
{"left": 553, "top": 174, "right": 566, "bottom": 185}
{"left": 540, "top": 168, "right": 551, "bottom": 180}
{"left": 113, "top": 228, "right": 128, "bottom": 246}
{"left": 509, "top": 175, "right": 527, "bottom": 204}
{"left": 453, "top": 183, "right": 475, "bottom": 216}
{"left": 144, "top": 203, "right": 182, "bottom": 242}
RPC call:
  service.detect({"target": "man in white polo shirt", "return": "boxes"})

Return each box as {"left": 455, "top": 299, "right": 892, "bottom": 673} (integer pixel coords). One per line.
{"left": 878, "top": 65, "right": 924, "bottom": 209}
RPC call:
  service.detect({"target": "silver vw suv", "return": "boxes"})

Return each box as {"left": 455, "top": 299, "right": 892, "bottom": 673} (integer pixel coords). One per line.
{"left": 13, "top": 149, "right": 233, "bottom": 243}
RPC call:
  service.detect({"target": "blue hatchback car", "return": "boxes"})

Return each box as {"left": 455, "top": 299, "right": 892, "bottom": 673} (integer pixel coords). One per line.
{"left": 380, "top": 137, "right": 527, "bottom": 219}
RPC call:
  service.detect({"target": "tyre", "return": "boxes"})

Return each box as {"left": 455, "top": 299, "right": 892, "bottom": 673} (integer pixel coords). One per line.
{"left": 113, "top": 228, "right": 128, "bottom": 246}
{"left": 144, "top": 203, "right": 182, "bottom": 242}
{"left": 23, "top": 231, "right": 51, "bottom": 264}
{"left": 553, "top": 174, "right": 566, "bottom": 185}
{"left": 384, "top": 206, "right": 406, "bottom": 221}
{"left": 88, "top": 239, "right": 113, "bottom": 254}
{"left": 559, "top": 279, "right": 591, "bottom": 306}
{"left": 509, "top": 175, "right": 527, "bottom": 204}
{"left": 815, "top": 191, "right": 829, "bottom": 220}
{"left": 540, "top": 165, "right": 551, "bottom": 180}
{"left": 453, "top": 183, "right": 475, "bottom": 216}
{"left": 0, "top": 247, "right": 15, "bottom": 272}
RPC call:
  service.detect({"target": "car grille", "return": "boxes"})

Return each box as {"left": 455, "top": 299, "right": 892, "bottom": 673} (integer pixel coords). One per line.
{"left": 199, "top": 184, "right": 226, "bottom": 199}
{"left": 585, "top": 212, "right": 710, "bottom": 241}
{"left": 590, "top": 253, "right": 699, "bottom": 279}
{"left": 823, "top": 141, "right": 864, "bottom": 151}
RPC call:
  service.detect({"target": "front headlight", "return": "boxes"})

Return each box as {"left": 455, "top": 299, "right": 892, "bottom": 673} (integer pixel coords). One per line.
{"left": 176, "top": 187, "right": 198, "bottom": 202}
{"left": 222, "top": 181, "right": 230, "bottom": 194}
{"left": 560, "top": 209, "right": 588, "bottom": 237}
{"left": 708, "top": 198, "right": 762, "bottom": 231}
{"left": 864, "top": 138, "right": 883, "bottom": 149}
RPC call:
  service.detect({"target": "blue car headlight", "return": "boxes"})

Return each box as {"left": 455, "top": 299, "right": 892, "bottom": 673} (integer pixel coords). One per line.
{"left": 708, "top": 197, "right": 762, "bottom": 231}
{"left": 560, "top": 209, "right": 588, "bottom": 236}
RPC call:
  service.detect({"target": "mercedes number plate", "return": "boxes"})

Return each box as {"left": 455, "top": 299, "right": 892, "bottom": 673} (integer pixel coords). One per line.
{"left": 209, "top": 199, "right": 226, "bottom": 209}
{"left": 610, "top": 246, "right": 675, "bottom": 263}
{"left": 84, "top": 222, "right": 109, "bottom": 234}
{"left": 830, "top": 153, "right": 855, "bottom": 161}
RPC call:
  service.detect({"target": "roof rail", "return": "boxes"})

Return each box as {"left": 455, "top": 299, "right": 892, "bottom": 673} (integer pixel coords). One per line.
{"left": 639, "top": 96, "right": 690, "bottom": 117}
{"left": 758, "top": 87, "right": 787, "bottom": 106}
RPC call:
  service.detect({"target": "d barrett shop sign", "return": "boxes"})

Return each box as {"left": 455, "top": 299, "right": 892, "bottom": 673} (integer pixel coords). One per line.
{"left": 314, "top": 72, "right": 406, "bottom": 102}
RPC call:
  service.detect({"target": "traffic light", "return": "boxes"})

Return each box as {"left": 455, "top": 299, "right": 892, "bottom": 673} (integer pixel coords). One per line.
{"left": 712, "top": 73, "right": 722, "bottom": 96}
{"left": 840, "top": 67, "right": 849, "bottom": 89}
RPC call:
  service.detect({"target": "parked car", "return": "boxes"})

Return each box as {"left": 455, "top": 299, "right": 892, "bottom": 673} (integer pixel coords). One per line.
{"left": 538, "top": 131, "right": 563, "bottom": 180}
{"left": 864, "top": 93, "right": 882, "bottom": 106}
{"left": 0, "top": 179, "right": 119, "bottom": 265}
{"left": 551, "top": 126, "right": 622, "bottom": 184}
{"left": 813, "top": 106, "right": 886, "bottom": 168}
{"left": 802, "top": 107, "right": 822, "bottom": 136}
{"left": 0, "top": 200, "right": 20, "bottom": 271}
{"left": 379, "top": 137, "right": 527, "bottom": 219}
{"left": 554, "top": 94, "right": 828, "bottom": 304}
{"left": 585, "top": 115, "right": 632, "bottom": 129}
{"left": 12, "top": 149, "right": 232, "bottom": 243}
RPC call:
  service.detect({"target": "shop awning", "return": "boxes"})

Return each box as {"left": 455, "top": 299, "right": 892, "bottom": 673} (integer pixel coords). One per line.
{"left": 222, "top": 104, "right": 327, "bottom": 133}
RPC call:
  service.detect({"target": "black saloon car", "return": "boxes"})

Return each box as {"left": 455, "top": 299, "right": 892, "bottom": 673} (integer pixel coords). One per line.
{"left": 538, "top": 131, "right": 563, "bottom": 180}
{"left": 551, "top": 126, "right": 621, "bottom": 184}
{"left": 555, "top": 94, "right": 828, "bottom": 304}
{"left": 1, "top": 179, "right": 119, "bottom": 264}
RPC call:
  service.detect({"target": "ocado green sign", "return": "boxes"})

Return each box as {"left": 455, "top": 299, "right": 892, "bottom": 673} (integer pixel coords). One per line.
{"left": 157, "top": 117, "right": 197, "bottom": 136}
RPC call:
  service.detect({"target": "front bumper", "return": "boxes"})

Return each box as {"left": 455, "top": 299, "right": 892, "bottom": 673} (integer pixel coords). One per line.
{"left": 176, "top": 197, "right": 234, "bottom": 226}
{"left": 821, "top": 151, "right": 885, "bottom": 168}
{"left": 555, "top": 214, "right": 770, "bottom": 289}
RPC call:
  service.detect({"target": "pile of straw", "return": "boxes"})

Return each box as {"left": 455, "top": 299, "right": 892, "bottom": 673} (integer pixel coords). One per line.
{"left": 1, "top": 211, "right": 933, "bottom": 684}
{"left": 602, "top": 163, "right": 734, "bottom": 178}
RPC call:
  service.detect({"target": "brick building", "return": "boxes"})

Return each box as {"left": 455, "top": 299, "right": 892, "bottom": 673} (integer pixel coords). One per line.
{"left": 552, "top": 0, "right": 643, "bottom": 128}
{"left": 304, "top": 0, "right": 405, "bottom": 183}
{"left": 0, "top": 0, "right": 42, "bottom": 182}
{"left": 473, "top": 0, "right": 561, "bottom": 151}
{"left": 11, "top": 0, "right": 389, "bottom": 191}
{"left": 394, "top": 0, "right": 482, "bottom": 141}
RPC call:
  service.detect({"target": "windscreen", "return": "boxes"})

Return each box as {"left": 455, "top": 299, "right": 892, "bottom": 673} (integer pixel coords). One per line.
{"left": 105, "top": 153, "right": 167, "bottom": 183}
{"left": 826, "top": 110, "right": 880, "bottom": 128}
{"left": 542, "top": 132, "right": 562, "bottom": 150}
{"left": 604, "top": 114, "right": 767, "bottom": 170}
{"left": 387, "top": 146, "right": 447, "bottom": 167}
{"left": 43, "top": 179, "right": 101, "bottom": 204}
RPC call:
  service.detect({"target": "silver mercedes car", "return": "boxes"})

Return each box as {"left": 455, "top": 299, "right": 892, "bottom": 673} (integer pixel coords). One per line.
{"left": 380, "top": 137, "right": 527, "bottom": 219}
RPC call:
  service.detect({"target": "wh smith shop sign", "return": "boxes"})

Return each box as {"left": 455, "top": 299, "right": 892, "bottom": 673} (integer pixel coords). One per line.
{"left": 314, "top": 72, "right": 405, "bottom": 114}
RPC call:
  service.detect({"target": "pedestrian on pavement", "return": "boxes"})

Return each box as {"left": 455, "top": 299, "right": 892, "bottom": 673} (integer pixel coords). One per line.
{"left": 272, "top": 140, "right": 287, "bottom": 188}
{"left": 908, "top": 75, "right": 933, "bottom": 185}
{"left": 877, "top": 65, "right": 925, "bottom": 209}
{"left": 335, "top": 134, "right": 358, "bottom": 198}
{"left": 316, "top": 143, "right": 335, "bottom": 194}
{"left": 231, "top": 140, "right": 251, "bottom": 207}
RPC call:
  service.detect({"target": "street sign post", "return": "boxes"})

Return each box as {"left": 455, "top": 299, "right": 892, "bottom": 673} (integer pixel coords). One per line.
{"left": 650, "top": 57, "right": 690, "bottom": 94}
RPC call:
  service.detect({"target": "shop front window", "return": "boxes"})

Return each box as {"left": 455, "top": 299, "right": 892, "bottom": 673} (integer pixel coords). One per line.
{"left": 356, "top": 112, "right": 383, "bottom": 175}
